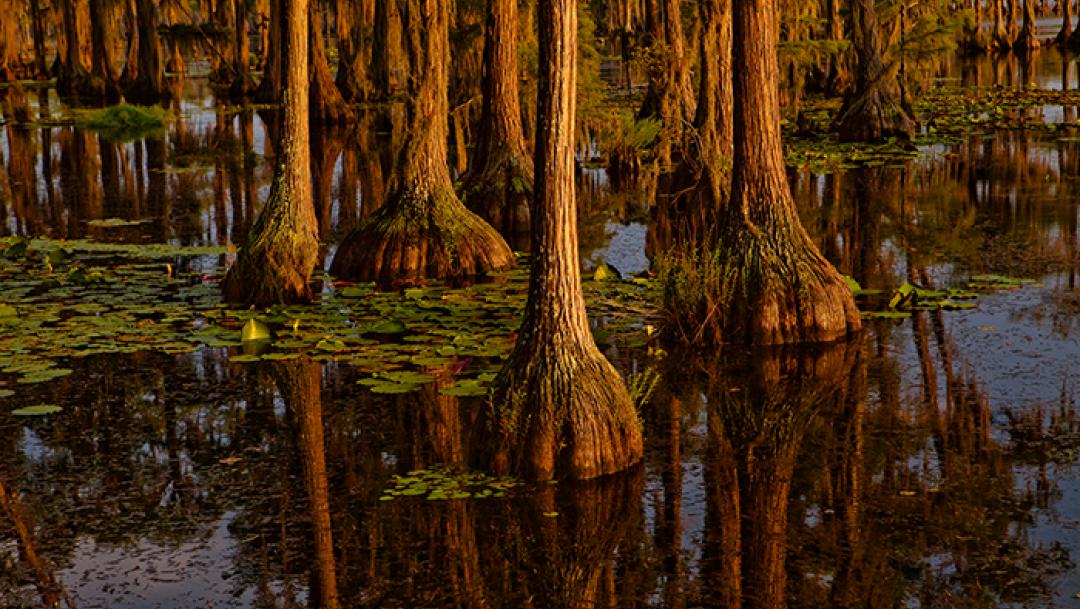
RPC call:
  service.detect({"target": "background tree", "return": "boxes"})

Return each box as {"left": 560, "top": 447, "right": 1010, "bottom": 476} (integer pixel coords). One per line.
{"left": 835, "top": 0, "right": 916, "bottom": 142}
{"left": 222, "top": 0, "right": 319, "bottom": 304}
{"left": 309, "top": 0, "right": 353, "bottom": 124}
{"left": 712, "top": 0, "right": 862, "bottom": 343}
{"left": 1016, "top": 0, "right": 1041, "bottom": 50}
{"left": 127, "top": 0, "right": 168, "bottom": 102}
{"left": 637, "top": 0, "right": 695, "bottom": 169}
{"left": 330, "top": 0, "right": 512, "bottom": 283}
{"left": 459, "top": 0, "right": 534, "bottom": 249}
{"left": 0, "top": 0, "right": 29, "bottom": 121}
{"left": 335, "top": 0, "right": 376, "bottom": 101}
{"left": 484, "top": 0, "right": 643, "bottom": 481}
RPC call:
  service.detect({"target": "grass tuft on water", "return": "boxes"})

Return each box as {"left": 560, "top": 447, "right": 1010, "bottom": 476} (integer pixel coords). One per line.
{"left": 76, "top": 104, "right": 171, "bottom": 142}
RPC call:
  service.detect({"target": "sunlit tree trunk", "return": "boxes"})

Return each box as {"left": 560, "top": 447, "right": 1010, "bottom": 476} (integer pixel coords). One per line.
{"left": 992, "top": 0, "right": 1012, "bottom": 48}
{"left": 712, "top": 0, "right": 860, "bottom": 343}
{"left": 90, "top": 0, "right": 122, "bottom": 101}
{"left": 373, "top": 0, "right": 407, "bottom": 98}
{"left": 835, "top": 0, "right": 916, "bottom": 142}
{"left": 484, "top": 0, "right": 643, "bottom": 481}
{"left": 255, "top": 0, "right": 282, "bottom": 102}
{"left": 335, "top": 0, "right": 376, "bottom": 101}
{"left": 1016, "top": 0, "right": 1041, "bottom": 50}
{"left": 127, "top": 0, "right": 168, "bottom": 102}
{"left": 29, "top": 0, "right": 50, "bottom": 78}
{"left": 0, "top": 0, "right": 29, "bottom": 120}
{"left": 309, "top": 0, "right": 353, "bottom": 124}
{"left": 331, "top": 0, "right": 512, "bottom": 283}
{"left": 459, "top": 0, "right": 534, "bottom": 248}
{"left": 223, "top": 0, "right": 319, "bottom": 304}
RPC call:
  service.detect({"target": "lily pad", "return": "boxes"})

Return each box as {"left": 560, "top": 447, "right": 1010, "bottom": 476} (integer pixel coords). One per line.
{"left": 11, "top": 404, "right": 63, "bottom": 416}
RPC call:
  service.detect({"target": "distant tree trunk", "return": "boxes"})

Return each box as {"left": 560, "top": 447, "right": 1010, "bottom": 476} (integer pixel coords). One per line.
{"left": 57, "top": 0, "right": 104, "bottom": 99}
{"left": 229, "top": 0, "right": 255, "bottom": 97}
{"left": 29, "top": 0, "right": 50, "bottom": 78}
{"left": 992, "top": 0, "right": 1012, "bottom": 48}
{"left": 459, "top": 0, "right": 534, "bottom": 248}
{"left": 120, "top": 0, "right": 140, "bottom": 86}
{"left": 127, "top": 0, "right": 167, "bottom": 102}
{"left": 835, "top": 0, "right": 916, "bottom": 142}
{"left": 637, "top": 0, "right": 695, "bottom": 168}
{"left": 90, "top": 0, "right": 122, "bottom": 101}
{"left": 1057, "top": 0, "right": 1073, "bottom": 44}
{"left": 1016, "top": 0, "right": 1042, "bottom": 49}
{"left": 162, "top": 0, "right": 186, "bottom": 74}
{"left": 331, "top": 0, "right": 512, "bottom": 283}
{"left": 825, "top": 0, "right": 850, "bottom": 93}
{"left": 0, "top": 0, "right": 29, "bottom": 121}
{"left": 710, "top": 0, "right": 861, "bottom": 344}
{"left": 1007, "top": 0, "right": 1021, "bottom": 40}
{"left": 223, "top": 0, "right": 319, "bottom": 304}
{"left": 648, "top": 0, "right": 731, "bottom": 254}
{"left": 210, "top": 0, "right": 237, "bottom": 83}
{"left": 483, "top": 0, "right": 643, "bottom": 481}
{"left": 335, "top": 0, "right": 376, "bottom": 101}
{"left": 309, "top": 0, "right": 354, "bottom": 125}
{"left": 373, "top": 0, "right": 407, "bottom": 98}
{"left": 255, "top": 0, "right": 283, "bottom": 102}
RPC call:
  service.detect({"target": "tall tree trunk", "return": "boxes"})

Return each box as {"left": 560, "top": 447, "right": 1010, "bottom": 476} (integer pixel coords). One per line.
{"left": 637, "top": 0, "right": 695, "bottom": 168}
{"left": 162, "top": 0, "right": 186, "bottom": 74}
{"left": 334, "top": 0, "right": 376, "bottom": 101}
{"left": 209, "top": 0, "right": 237, "bottom": 83}
{"left": 90, "top": 0, "right": 122, "bottom": 101}
{"left": 309, "top": 0, "right": 354, "bottom": 125}
{"left": 120, "top": 0, "right": 140, "bottom": 86}
{"left": 0, "top": 0, "right": 29, "bottom": 121}
{"left": 57, "top": 0, "right": 103, "bottom": 99}
{"left": 30, "top": 0, "right": 50, "bottom": 78}
{"left": 331, "top": 0, "right": 512, "bottom": 283}
{"left": 127, "top": 0, "right": 167, "bottom": 102}
{"left": 992, "top": 0, "right": 1012, "bottom": 48}
{"left": 229, "top": 0, "right": 255, "bottom": 96}
{"left": 223, "top": 0, "right": 319, "bottom": 304}
{"left": 1057, "top": 0, "right": 1073, "bottom": 44}
{"left": 1016, "top": 0, "right": 1042, "bottom": 49}
{"left": 711, "top": 0, "right": 860, "bottom": 344}
{"left": 372, "top": 0, "right": 407, "bottom": 98}
{"left": 835, "top": 0, "right": 916, "bottom": 142}
{"left": 459, "top": 0, "right": 534, "bottom": 248}
{"left": 825, "top": 0, "right": 850, "bottom": 93}
{"left": 483, "top": 0, "right": 643, "bottom": 481}
{"left": 255, "top": 0, "right": 283, "bottom": 102}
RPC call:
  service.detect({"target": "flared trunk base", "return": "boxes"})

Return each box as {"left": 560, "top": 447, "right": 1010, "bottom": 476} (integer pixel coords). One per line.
{"left": 331, "top": 184, "right": 514, "bottom": 283}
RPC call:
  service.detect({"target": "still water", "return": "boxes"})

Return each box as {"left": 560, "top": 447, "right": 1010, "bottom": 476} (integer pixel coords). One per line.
{"left": 4, "top": 50, "right": 1080, "bottom": 608}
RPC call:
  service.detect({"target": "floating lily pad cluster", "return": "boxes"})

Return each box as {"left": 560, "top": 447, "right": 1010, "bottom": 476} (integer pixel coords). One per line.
{"left": 379, "top": 466, "right": 520, "bottom": 502}
{"left": 0, "top": 237, "right": 658, "bottom": 411}
{"left": 848, "top": 274, "right": 1036, "bottom": 319}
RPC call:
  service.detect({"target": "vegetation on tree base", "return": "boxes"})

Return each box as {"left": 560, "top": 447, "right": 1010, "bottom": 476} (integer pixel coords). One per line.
{"left": 459, "top": 151, "right": 533, "bottom": 249}
{"left": 331, "top": 185, "right": 514, "bottom": 283}
{"left": 484, "top": 346, "right": 644, "bottom": 481}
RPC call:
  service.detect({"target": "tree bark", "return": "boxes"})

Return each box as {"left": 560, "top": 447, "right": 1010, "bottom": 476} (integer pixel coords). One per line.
{"left": 309, "top": 0, "right": 353, "bottom": 125}
{"left": 335, "top": 0, "right": 376, "bottom": 101}
{"left": 992, "top": 0, "right": 1012, "bottom": 48}
{"left": 459, "top": 0, "right": 534, "bottom": 248}
{"left": 57, "top": 0, "right": 104, "bottom": 99}
{"left": 483, "top": 0, "right": 643, "bottom": 481}
{"left": 1016, "top": 0, "right": 1042, "bottom": 50}
{"left": 223, "top": 0, "right": 320, "bottom": 305}
{"left": 255, "top": 0, "right": 283, "bottom": 103}
{"left": 29, "top": 0, "right": 50, "bottom": 78}
{"left": 330, "top": 0, "right": 512, "bottom": 283}
{"left": 90, "top": 0, "right": 122, "bottom": 101}
{"left": 229, "top": 0, "right": 255, "bottom": 96}
{"left": 708, "top": 0, "right": 861, "bottom": 344}
{"left": 373, "top": 0, "right": 407, "bottom": 98}
{"left": 637, "top": 0, "right": 695, "bottom": 168}
{"left": 0, "top": 0, "right": 29, "bottom": 121}
{"left": 127, "top": 0, "right": 168, "bottom": 102}
{"left": 835, "top": 0, "right": 916, "bottom": 142}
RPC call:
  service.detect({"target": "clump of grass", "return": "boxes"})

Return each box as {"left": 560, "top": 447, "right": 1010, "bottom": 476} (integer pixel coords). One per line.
{"left": 76, "top": 104, "right": 170, "bottom": 142}
{"left": 654, "top": 247, "right": 729, "bottom": 344}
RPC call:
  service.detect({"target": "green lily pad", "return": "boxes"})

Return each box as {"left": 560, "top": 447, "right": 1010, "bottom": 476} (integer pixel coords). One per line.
{"left": 11, "top": 404, "right": 62, "bottom": 416}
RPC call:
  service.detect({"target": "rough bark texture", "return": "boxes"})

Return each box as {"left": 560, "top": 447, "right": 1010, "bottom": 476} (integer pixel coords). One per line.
{"left": 331, "top": 0, "right": 513, "bottom": 283}
{"left": 0, "top": 0, "right": 29, "bottom": 121}
{"left": 637, "top": 0, "right": 695, "bottom": 168}
{"left": 459, "top": 0, "right": 534, "bottom": 249}
{"left": 484, "top": 0, "right": 643, "bottom": 482}
{"left": 835, "top": 0, "right": 916, "bottom": 142}
{"left": 309, "top": 0, "right": 354, "bottom": 125}
{"left": 335, "top": 0, "right": 376, "bottom": 101}
{"left": 223, "top": 0, "right": 319, "bottom": 305}
{"left": 713, "top": 0, "right": 861, "bottom": 344}
{"left": 127, "top": 0, "right": 168, "bottom": 102}
{"left": 1016, "top": 0, "right": 1041, "bottom": 50}
{"left": 373, "top": 0, "right": 407, "bottom": 98}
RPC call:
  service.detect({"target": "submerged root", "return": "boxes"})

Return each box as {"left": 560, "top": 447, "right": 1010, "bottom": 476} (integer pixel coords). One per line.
{"left": 330, "top": 185, "right": 513, "bottom": 283}
{"left": 459, "top": 151, "right": 533, "bottom": 250}
{"left": 483, "top": 346, "right": 644, "bottom": 481}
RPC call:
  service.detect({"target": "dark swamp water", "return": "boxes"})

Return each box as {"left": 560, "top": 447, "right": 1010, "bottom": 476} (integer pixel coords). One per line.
{"left": 6, "top": 51, "right": 1080, "bottom": 608}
